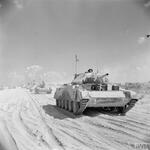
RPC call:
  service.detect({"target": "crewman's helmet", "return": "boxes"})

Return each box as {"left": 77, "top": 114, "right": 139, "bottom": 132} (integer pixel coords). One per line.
{"left": 88, "top": 69, "right": 93, "bottom": 73}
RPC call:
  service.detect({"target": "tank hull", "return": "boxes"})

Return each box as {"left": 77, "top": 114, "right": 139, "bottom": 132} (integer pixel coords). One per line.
{"left": 88, "top": 97, "right": 127, "bottom": 107}
{"left": 84, "top": 91, "right": 129, "bottom": 107}
{"left": 30, "top": 86, "right": 52, "bottom": 94}
{"left": 34, "top": 87, "right": 52, "bottom": 94}
{"left": 54, "top": 85, "right": 139, "bottom": 115}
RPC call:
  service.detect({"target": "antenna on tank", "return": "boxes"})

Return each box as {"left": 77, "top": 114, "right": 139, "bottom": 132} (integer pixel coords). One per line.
{"left": 96, "top": 60, "right": 99, "bottom": 73}
{"left": 75, "top": 54, "right": 79, "bottom": 76}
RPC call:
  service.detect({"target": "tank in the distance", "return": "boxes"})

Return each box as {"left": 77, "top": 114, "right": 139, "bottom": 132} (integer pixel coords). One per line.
{"left": 54, "top": 69, "right": 140, "bottom": 115}
{"left": 28, "top": 80, "right": 52, "bottom": 94}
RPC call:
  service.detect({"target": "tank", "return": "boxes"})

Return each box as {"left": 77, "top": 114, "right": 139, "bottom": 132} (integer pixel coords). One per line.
{"left": 54, "top": 70, "right": 140, "bottom": 115}
{"left": 29, "top": 81, "right": 52, "bottom": 94}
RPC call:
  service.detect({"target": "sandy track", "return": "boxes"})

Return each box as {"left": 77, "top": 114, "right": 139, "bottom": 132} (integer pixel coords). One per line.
{"left": 0, "top": 89, "right": 63, "bottom": 150}
{"left": 34, "top": 92, "right": 150, "bottom": 150}
{"left": 0, "top": 89, "right": 150, "bottom": 150}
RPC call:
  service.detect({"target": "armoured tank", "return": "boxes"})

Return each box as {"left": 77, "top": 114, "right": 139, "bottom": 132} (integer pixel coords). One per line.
{"left": 54, "top": 70, "right": 140, "bottom": 115}
{"left": 29, "top": 81, "right": 52, "bottom": 94}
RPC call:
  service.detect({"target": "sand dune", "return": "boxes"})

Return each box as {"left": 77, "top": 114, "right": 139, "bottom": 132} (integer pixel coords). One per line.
{"left": 0, "top": 89, "right": 149, "bottom": 150}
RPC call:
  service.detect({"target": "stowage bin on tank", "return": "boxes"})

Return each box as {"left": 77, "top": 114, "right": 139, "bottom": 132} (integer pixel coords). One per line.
{"left": 54, "top": 69, "right": 140, "bottom": 115}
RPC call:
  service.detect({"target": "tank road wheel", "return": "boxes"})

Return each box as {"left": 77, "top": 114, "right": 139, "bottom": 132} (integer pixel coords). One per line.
{"left": 56, "top": 99, "right": 59, "bottom": 106}
{"left": 63, "top": 99, "right": 66, "bottom": 109}
{"left": 60, "top": 99, "right": 63, "bottom": 108}
{"left": 68, "top": 101, "right": 73, "bottom": 112}
{"left": 58, "top": 99, "right": 61, "bottom": 107}
{"left": 64, "top": 100, "right": 68, "bottom": 110}
{"left": 59, "top": 99, "right": 61, "bottom": 108}
{"left": 67, "top": 100, "right": 69, "bottom": 110}
{"left": 62, "top": 100, "right": 65, "bottom": 109}
{"left": 73, "top": 101, "right": 80, "bottom": 115}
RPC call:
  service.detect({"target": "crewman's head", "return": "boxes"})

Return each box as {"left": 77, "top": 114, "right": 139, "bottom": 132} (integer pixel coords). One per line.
{"left": 88, "top": 69, "right": 93, "bottom": 73}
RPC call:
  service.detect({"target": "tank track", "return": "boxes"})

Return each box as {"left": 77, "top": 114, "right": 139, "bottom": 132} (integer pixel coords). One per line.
{"left": 117, "top": 99, "right": 138, "bottom": 114}
{"left": 126, "top": 99, "right": 138, "bottom": 112}
{"left": 56, "top": 98, "right": 138, "bottom": 115}
{"left": 76, "top": 99, "right": 89, "bottom": 114}
{"left": 56, "top": 99, "right": 89, "bottom": 115}
{"left": 101, "top": 99, "right": 138, "bottom": 114}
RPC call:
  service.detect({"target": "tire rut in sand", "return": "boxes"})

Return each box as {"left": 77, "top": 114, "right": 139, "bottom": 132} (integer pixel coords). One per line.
{"left": 28, "top": 93, "right": 65, "bottom": 150}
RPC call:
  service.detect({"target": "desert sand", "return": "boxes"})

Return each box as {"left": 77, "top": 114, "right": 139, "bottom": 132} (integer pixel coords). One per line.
{"left": 0, "top": 88, "right": 149, "bottom": 150}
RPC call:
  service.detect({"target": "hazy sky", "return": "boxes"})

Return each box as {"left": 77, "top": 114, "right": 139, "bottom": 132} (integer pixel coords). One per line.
{"left": 1, "top": 0, "right": 150, "bottom": 85}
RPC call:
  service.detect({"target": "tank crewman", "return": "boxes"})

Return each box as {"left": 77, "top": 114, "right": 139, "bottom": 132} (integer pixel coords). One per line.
{"left": 88, "top": 69, "right": 93, "bottom": 73}
{"left": 85, "top": 69, "right": 94, "bottom": 76}
{"left": 83, "top": 69, "right": 95, "bottom": 83}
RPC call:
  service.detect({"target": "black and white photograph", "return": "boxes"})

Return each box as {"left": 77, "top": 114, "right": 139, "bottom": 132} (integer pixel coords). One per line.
{"left": 0, "top": 0, "right": 150, "bottom": 150}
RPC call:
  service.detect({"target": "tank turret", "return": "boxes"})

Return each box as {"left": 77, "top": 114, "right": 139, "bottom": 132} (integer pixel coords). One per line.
{"left": 72, "top": 69, "right": 109, "bottom": 85}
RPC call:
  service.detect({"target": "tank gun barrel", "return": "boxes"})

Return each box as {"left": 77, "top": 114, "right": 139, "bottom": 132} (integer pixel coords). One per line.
{"left": 98, "top": 73, "right": 109, "bottom": 78}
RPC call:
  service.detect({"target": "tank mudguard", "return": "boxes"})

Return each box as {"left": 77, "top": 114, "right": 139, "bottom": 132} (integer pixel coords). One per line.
{"left": 54, "top": 85, "right": 83, "bottom": 102}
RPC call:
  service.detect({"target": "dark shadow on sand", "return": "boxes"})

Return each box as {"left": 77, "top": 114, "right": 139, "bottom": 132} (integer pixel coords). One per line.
{"left": 43, "top": 102, "right": 137, "bottom": 119}
{"left": 83, "top": 108, "right": 126, "bottom": 117}
{"left": 83, "top": 105, "right": 138, "bottom": 117}
{"left": 43, "top": 104, "right": 125, "bottom": 120}
{"left": 42, "top": 104, "right": 77, "bottom": 120}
